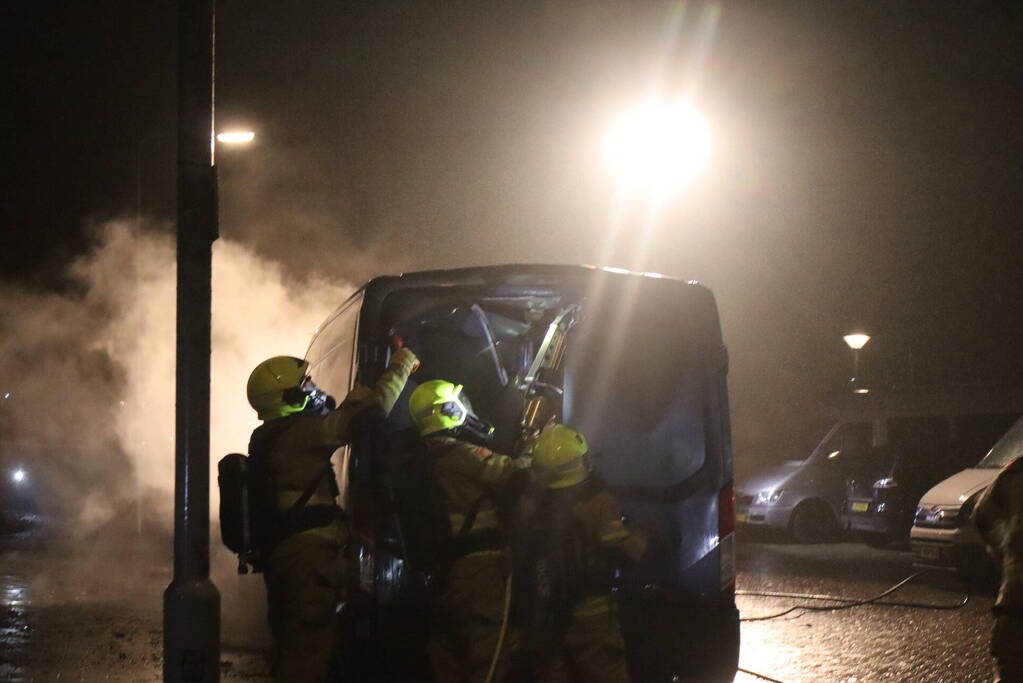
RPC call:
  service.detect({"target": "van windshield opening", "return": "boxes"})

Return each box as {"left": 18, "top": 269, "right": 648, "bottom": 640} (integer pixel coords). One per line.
{"left": 975, "top": 417, "right": 1023, "bottom": 469}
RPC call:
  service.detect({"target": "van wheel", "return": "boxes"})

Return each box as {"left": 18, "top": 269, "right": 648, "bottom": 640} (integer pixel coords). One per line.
{"left": 789, "top": 501, "right": 837, "bottom": 544}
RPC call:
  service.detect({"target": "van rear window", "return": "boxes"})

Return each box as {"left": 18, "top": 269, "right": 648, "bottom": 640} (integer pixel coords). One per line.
{"left": 563, "top": 280, "right": 710, "bottom": 487}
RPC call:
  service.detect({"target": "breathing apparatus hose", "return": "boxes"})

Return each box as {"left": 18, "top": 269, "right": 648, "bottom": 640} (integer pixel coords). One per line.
{"left": 484, "top": 572, "right": 514, "bottom": 683}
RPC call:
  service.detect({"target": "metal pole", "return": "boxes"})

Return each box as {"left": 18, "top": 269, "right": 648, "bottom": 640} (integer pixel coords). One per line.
{"left": 852, "top": 348, "right": 860, "bottom": 392}
{"left": 136, "top": 137, "right": 144, "bottom": 538}
{"left": 163, "top": 0, "right": 220, "bottom": 680}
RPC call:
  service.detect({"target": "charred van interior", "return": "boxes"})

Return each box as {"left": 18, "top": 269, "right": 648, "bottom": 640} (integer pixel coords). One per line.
{"left": 381, "top": 285, "right": 580, "bottom": 456}
{"left": 304, "top": 265, "right": 739, "bottom": 682}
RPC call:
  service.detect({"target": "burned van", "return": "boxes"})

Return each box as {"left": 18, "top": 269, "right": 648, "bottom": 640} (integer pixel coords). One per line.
{"left": 304, "top": 264, "right": 738, "bottom": 682}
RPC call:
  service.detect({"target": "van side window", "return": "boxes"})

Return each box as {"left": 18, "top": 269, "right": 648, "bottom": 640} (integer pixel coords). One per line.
{"left": 823, "top": 422, "right": 872, "bottom": 464}
{"left": 305, "top": 293, "right": 363, "bottom": 398}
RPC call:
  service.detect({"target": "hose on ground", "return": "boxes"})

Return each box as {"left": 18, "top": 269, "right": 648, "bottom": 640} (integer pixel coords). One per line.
{"left": 737, "top": 568, "right": 969, "bottom": 622}
{"left": 738, "top": 666, "right": 789, "bottom": 683}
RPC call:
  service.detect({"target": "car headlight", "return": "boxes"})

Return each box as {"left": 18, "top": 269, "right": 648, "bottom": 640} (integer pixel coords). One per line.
{"left": 914, "top": 504, "right": 963, "bottom": 528}
{"left": 754, "top": 489, "right": 783, "bottom": 505}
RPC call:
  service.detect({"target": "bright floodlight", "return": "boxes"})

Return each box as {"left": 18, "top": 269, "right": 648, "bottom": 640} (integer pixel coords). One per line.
{"left": 216, "top": 131, "right": 255, "bottom": 144}
{"left": 843, "top": 334, "right": 871, "bottom": 350}
{"left": 12, "top": 469, "right": 25, "bottom": 484}
{"left": 605, "top": 100, "right": 711, "bottom": 194}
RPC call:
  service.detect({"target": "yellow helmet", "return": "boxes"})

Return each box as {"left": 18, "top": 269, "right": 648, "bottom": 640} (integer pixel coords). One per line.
{"left": 409, "top": 380, "right": 472, "bottom": 436}
{"left": 532, "top": 424, "right": 589, "bottom": 489}
{"left": 247, "top": 356, "right": 310, "bottom": 420}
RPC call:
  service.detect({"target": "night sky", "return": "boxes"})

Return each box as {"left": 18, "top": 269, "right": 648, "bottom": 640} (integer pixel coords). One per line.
{"left": 6, "top": 1, "right": 1023, "bottom": 473}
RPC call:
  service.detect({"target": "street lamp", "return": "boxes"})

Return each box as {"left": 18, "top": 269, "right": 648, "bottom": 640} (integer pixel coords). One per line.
{"left": 604, "top": 99, "right": 711, "bottom": 197}
{"left": 216, "top": 130, "right": 255, "bottom": 144}
{"left": 843, "top": 333, "right": 871, "bottom": 394}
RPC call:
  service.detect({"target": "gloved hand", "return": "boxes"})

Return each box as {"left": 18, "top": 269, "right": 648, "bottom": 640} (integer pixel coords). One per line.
{"left": 390, "top": 347, "right": 420, "bottom": 374}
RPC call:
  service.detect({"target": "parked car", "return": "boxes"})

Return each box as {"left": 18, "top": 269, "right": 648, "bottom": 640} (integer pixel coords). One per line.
{"left": 737, "top": 388, "right": 1021, "bottom": 544}
{"left": 911, "top": 413, "right": 1023, "bottom": 580}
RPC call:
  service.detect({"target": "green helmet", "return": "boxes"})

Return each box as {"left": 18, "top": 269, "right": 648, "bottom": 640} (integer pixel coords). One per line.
{"left": 409, "top": 380, "right": 473, "bottom": 436}
{"left": 247, "top": 356, "right": 310, "bottom": 420}
{"left": 533, "top": 424, "right": 589, "bottom": 489}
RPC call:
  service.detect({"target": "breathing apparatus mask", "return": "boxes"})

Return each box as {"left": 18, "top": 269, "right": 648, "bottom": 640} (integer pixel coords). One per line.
{"left": 282, "top": 376, "right": 337, "bottom": 416}
{"left": 438, "top": 393, "right": 495, "bottom": 444}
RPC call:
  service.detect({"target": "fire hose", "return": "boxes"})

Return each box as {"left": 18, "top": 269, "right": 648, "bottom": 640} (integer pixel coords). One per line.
{"left": 737, "top": 568, "right": 969, "bottom": 622}
{"left": 735, "top": 568, "right": 970, "bottom": 682}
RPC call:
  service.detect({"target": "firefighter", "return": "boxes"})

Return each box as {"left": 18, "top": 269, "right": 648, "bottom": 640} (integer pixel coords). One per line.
{"left": 246, "top": 349, "right": 419, "bottom": 683}
{"left": 511, "top": 424, "right": 646, "bottom": 683}
{"left": 972, "top": 455, "right": 1023, "bottom": 683}
{"left": 409, "top": 379, "right": 529, "bottom": 683}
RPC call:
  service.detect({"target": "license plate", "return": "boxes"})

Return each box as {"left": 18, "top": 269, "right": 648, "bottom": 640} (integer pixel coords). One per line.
{"left": 919, "top": 545, "right": 941, "bottom": 561}
{"left": 851, "top": 501, "right": 869, "bottom": 513}
{"left": 736, "top": 512, "right": 748, "bottom": 523}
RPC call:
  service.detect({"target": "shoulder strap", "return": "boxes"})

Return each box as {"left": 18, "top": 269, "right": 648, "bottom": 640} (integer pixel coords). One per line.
{"left": 456, "top": 495, "right": 486, "bottom": 539}
{"left": 286, "top": 463, "right": 333, "bottom": 517}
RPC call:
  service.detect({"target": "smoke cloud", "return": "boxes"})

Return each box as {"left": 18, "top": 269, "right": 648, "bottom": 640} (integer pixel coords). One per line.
{"left": 1, "top": 219, "right": 348, "bottom": 531}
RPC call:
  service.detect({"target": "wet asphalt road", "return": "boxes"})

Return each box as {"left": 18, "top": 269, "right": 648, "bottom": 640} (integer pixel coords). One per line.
{"left": 0, "top": 523, "right": 997, "bottom": 682}
{"left": 734, "top": 531, "right": 994, "bottom": 683}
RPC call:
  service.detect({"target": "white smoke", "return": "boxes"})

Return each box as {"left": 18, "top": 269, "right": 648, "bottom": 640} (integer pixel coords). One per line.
{"left": 0, "top": 219, "right": 350, "bottom": 535}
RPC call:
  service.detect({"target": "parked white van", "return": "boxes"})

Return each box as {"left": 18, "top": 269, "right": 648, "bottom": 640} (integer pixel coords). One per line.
{"left": 910, "top": 414, "right": 1023, "bottom": 577}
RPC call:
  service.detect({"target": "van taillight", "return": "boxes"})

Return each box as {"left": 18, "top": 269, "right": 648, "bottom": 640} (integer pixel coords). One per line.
{"left": 719, "top": 482, "right": 736, "bottom": 594}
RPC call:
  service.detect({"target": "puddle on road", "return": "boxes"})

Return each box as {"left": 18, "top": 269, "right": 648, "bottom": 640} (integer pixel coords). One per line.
{"left": 0, "top": 573, "right": 31, "bottom": 681}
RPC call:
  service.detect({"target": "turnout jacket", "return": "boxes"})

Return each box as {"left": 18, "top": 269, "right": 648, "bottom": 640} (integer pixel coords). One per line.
{"left": 424, "top": 434, "right": 528, "bottom": 555}
{"left": 973, "top": 456, "right": 1023, "bottom": 608}
{"left": 250, "top": 352, "right": 417, "bottom": 545}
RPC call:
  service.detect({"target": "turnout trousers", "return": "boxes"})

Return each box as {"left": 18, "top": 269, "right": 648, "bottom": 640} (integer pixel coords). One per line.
{"left": 993, "top": 613, "right": 1023, "bottom": 683}
{"left": 264, "top": 531, "right": 344, "bottom": 683}
{"left": 536, "top": 595, "right": 629, "bottom": 683}
{"left": 428, "top": 551, "right": 516, "bottom": 683}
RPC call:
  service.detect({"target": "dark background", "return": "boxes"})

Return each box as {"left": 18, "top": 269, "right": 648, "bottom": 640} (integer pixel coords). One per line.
{"left": 5, "top": 1, "right": 1022, "bottom": 476}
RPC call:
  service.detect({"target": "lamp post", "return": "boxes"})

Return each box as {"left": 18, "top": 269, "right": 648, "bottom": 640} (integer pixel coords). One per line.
{"left": 843, "top": 333, "right": 871, "bottom": 394}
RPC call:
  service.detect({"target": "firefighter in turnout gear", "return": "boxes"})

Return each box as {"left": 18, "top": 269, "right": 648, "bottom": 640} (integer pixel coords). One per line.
{"left": 510, "top": 424, "right": 646, "bottom": 683}
{"left": 409, "top": 379, "right": 529, "bottom": 683}
{"left": 246, "top": 349, "right": 419, "bottom": 683}
{"left": 973, "top": 456, "right": 1023, "bottom": 683}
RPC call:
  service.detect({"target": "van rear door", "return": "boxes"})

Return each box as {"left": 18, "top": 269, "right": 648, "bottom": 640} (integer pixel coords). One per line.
{"left": 563, "top": 273, "right": 738, "bottom": 682}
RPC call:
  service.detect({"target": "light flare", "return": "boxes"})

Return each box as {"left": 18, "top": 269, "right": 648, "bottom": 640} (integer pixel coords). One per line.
{"left": 216, "top": 131, "right": 256, "bottom": 144}
{"left": 604, "top": 100, "right": 711, "bottom": 196}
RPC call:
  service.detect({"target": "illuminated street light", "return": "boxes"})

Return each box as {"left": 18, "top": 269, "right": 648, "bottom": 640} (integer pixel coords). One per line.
{"left": 12, "top": 469, "right": 26, "bottom": 484}
{"left": 844, "top": 333, "right": 872, "bottom": 394}
{"left": 843, "top": 334, "right": 871, "bottom": 350}
{"left": 216, "top": 130, "right": 255, "bottom": 144}
{"left": 604, "top": 100, "right": 711, "bottom": 195}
